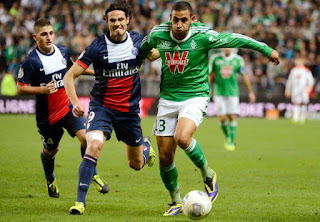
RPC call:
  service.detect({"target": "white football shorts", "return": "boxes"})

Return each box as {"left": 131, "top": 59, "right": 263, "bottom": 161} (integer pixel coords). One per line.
{"left": 153, "top": 97, "right": 209, "bottom": 136}
{"left": 291, "top": 92, "right": 309, "bottom": 105}
{"left": 214, "top": 95, "right": 239, "bottom": 115}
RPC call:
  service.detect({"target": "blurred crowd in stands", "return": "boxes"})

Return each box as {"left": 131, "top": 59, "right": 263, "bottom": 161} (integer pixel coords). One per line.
{"left": 0, "top": 0, "right": 320, "bottom": 98}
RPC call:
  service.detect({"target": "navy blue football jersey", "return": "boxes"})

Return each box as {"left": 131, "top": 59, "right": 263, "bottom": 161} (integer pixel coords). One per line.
{"left": 18, "top": 45, "right": 73, "bottom": 125}
{"left": 76, "top": 31, "right": 143, "bottom": 113}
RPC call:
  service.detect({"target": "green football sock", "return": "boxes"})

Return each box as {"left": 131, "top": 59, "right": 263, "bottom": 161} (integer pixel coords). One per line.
{"left": 185, "top": 138, "right": 214, "bottom": 180}
{"left": 160, "top": 163, "right": 181, "bottom": 203}
{"left": 220, "top": 122, "right": 229, "bottom": 139}
{"left": 229, "top": 121, "right": 237, "bottom": 144}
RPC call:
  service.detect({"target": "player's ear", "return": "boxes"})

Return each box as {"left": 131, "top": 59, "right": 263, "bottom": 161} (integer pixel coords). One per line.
{"left": 169, "top": 14, "right": 172, "bottom": 21}
{"left": 104, "top": 15, "right": 108, "bottom": 24}
{"left": 126, "top": 16, "right": 130, "bottom": 25}
{"left": 32, "top": 34, "right": 37, "bottom": 42}
{"left": 191, "top": 15, "right": 196, "bottom": 22}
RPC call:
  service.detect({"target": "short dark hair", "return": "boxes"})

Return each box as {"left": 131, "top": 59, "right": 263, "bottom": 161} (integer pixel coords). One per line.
{"left": 171, "top": 1, "right": 192, "bottom": 15}
{"left": 105, "top": 0, "right": 131, "bottom": 18}
{"left": 34, "top": 18, "right": 52, "bottom": 33}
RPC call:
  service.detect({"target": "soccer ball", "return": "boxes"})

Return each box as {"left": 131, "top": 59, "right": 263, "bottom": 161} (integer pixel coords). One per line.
{"left": 182, "top": 190, "right": 212, "bottom": 220}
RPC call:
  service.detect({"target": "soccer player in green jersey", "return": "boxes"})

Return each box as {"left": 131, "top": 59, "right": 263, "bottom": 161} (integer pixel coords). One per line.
{"left": 140, "top": 1, "right": 280, "bottom": 216}
{"left": 209, "top": 48, "right": 256, "bottom": 151}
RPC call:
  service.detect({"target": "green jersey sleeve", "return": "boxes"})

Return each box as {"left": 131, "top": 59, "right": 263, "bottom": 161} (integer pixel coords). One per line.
{"left": 138, "top": 35, "right": 152, "bottom": 64}
{"left": 205, "top": 31, "right": 273, "bottom": 57}
{"left": 138, "top": 24, "right": 164, "bottom": 63}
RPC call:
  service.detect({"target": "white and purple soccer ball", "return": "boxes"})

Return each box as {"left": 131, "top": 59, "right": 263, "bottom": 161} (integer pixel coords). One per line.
{"left": 182, "top": 190, "right": 212, "bottom": 220}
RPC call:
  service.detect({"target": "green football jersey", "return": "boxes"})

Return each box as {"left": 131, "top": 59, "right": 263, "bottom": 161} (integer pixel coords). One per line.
{"left": 209, "top": 53, "right": 245, "bottom": 96}
{"left": 140, "top": 22, "right": 273, "bottom": 101}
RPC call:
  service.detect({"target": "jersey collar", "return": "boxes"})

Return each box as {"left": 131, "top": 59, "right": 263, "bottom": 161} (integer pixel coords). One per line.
{"left": 105, "top": 31, "right": 128, "bottom": 44}
{"left": 36, "top": 45, "right": 56, "bottom": 56}
{"left": 222, "top": 53, "right": 235, "bottom": 61}
{"left": 170, "top": 28, "right": 192, "bottom": 43}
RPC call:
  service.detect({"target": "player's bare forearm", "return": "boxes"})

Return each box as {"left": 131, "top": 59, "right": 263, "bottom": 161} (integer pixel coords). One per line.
{"left": 17, "top": 80, "right": 57, "bottom": 95}
{"left": 284, "top": 89, "right": 290, "bottom": 99}
{"left": 64, "top": 64, "right": 86, "bottom": 117}
{"left": 63, "top": 63, "right": 84, "bottom": 106}
{"left": 243, "top": 75, "right": 256, "bottom": 103}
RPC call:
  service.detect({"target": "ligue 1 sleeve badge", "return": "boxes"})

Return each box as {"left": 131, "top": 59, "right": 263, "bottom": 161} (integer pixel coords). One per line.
{"left": 131, "top": 47, "right": 139, "bottom": 56}
{"left": 18, "top": 67, "right": 24, "bottom": 78}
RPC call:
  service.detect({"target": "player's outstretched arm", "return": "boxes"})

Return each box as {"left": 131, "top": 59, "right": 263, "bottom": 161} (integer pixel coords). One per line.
{"left": 63, "top": 63, "right": 86, "bottom": 117}
{"left": 17, "top": 80, "right": 57, "bottom": 95}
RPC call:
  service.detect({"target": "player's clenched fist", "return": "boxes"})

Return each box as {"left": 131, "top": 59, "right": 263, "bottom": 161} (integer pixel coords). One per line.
{"left": 44, "top": 80, "right": 58, "bottom": 94}
{"left": 72, "top": 102, "right": 85, "bottom": 117}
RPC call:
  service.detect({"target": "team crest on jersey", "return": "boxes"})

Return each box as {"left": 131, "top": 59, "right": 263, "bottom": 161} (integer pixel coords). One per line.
{"left": 62, "top": 58, "right": 67, "bottom": 65}
{"left": 165, "top": 51, "right": 189, "bottom": 74}
{"left": 131, "top": 47, "right": 139, "bottom": 56}
{"left": 190, "top": 40, "right": 197, "bottom": 49}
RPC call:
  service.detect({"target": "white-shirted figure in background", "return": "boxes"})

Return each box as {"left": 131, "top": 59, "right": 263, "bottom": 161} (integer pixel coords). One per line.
{"left": 285, "top": 58, "right": 314, "bottom": 124}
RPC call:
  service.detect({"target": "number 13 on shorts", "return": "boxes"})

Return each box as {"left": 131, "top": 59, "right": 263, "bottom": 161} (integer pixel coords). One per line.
{"left": 153, "top": 117, "right": 176, "bottom": 136}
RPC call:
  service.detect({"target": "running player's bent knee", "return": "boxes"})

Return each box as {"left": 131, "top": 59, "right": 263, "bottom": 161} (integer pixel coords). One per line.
{"left": 174, "top": 134, "right": 190, "bottom": 149}
{"left": 43, "top": 147, "right": 59, "bottom": 158}
{"left": 128, "top": 159, "right": 144, "bottom": 171}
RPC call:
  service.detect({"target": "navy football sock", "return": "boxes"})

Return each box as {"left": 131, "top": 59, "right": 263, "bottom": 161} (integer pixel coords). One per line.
{"left": 77, "top": 154, "right": 97, "bottom": 205}
{"left": 40, "top": 149, "right": 55, "bottom": 183}
{"left": 80, "top": 146, "right": 97, "bottom": 175}
{"left": 142, "top": 140, "right": 150, "bottom": 166}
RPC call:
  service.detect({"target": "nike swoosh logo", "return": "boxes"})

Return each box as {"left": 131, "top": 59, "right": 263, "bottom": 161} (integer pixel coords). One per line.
{"left": 40, "top": 68, "right": 44, "bottom": 71}
{"left": 135, "top": 137, "right": 141, "bottom": 143}
{"left": 80, "top": 182, "right": 88, "bottom": 187}
{"left": 103, "top": 55, "right": 108, "bottom": 60}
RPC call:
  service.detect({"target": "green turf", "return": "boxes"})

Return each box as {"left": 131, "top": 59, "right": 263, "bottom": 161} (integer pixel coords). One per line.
{"left": 0, "top": 115, "right": 319, "bottom": 221}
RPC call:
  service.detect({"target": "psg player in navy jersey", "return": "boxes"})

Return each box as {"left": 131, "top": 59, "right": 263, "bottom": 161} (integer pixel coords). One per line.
{"left": 64, "top": 1, "right": 156, "bottom": 215}
{"left": 17, "top": 18, "right": 108, "bottom": 198}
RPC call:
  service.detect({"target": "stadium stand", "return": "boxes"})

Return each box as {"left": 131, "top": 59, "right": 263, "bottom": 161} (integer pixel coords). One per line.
{"left": 0, "top": 0, "right": 320, "bottom": 99}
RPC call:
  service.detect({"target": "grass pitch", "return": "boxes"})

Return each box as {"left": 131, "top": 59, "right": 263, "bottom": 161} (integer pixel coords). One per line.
{"left": 0, "top": 115, "right": 319, "bottom": 222}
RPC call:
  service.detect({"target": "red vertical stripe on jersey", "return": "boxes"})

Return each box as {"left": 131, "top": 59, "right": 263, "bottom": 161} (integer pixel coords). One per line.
{"left": 47, "top": 88, "right": 70, "bottom": 124}
{"left": 103, "top": 76, "right": 134, "bottom": 112}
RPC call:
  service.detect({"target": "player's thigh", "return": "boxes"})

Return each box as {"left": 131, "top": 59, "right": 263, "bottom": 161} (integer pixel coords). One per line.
{"left": 214, "top": 95, "right": 227, "bottom": 116}
{"left": 113, "top": 112, "right": 143, "bottom": 147}
{"left": 226, "top": 96, "right": 239, "bottom": 115}
{"left": 86, "top": 105, "right": 113, "bottom": 141}
{"left": 175, "top": 117, "right": 196, "bottom": 145}
{"left": 153, "top": 98, "right": 180, "bottom": 137}
{"left": 38, "top": 123, "right": 64, "bottom": 150}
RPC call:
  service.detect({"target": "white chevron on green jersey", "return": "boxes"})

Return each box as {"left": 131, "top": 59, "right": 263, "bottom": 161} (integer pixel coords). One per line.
{"left": 209, "top": 53, "right": 245, "bottom": 97}
{"left": 140, "top": 22, "right": 273, "bottom": 101}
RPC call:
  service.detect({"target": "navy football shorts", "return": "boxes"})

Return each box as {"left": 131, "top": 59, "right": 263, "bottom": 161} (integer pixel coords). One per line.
{"left": 86, "top": 104, "right": 143, "bottom": 147}
{"left": 37, "top": 109, "right": 86, "bottom": 150}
